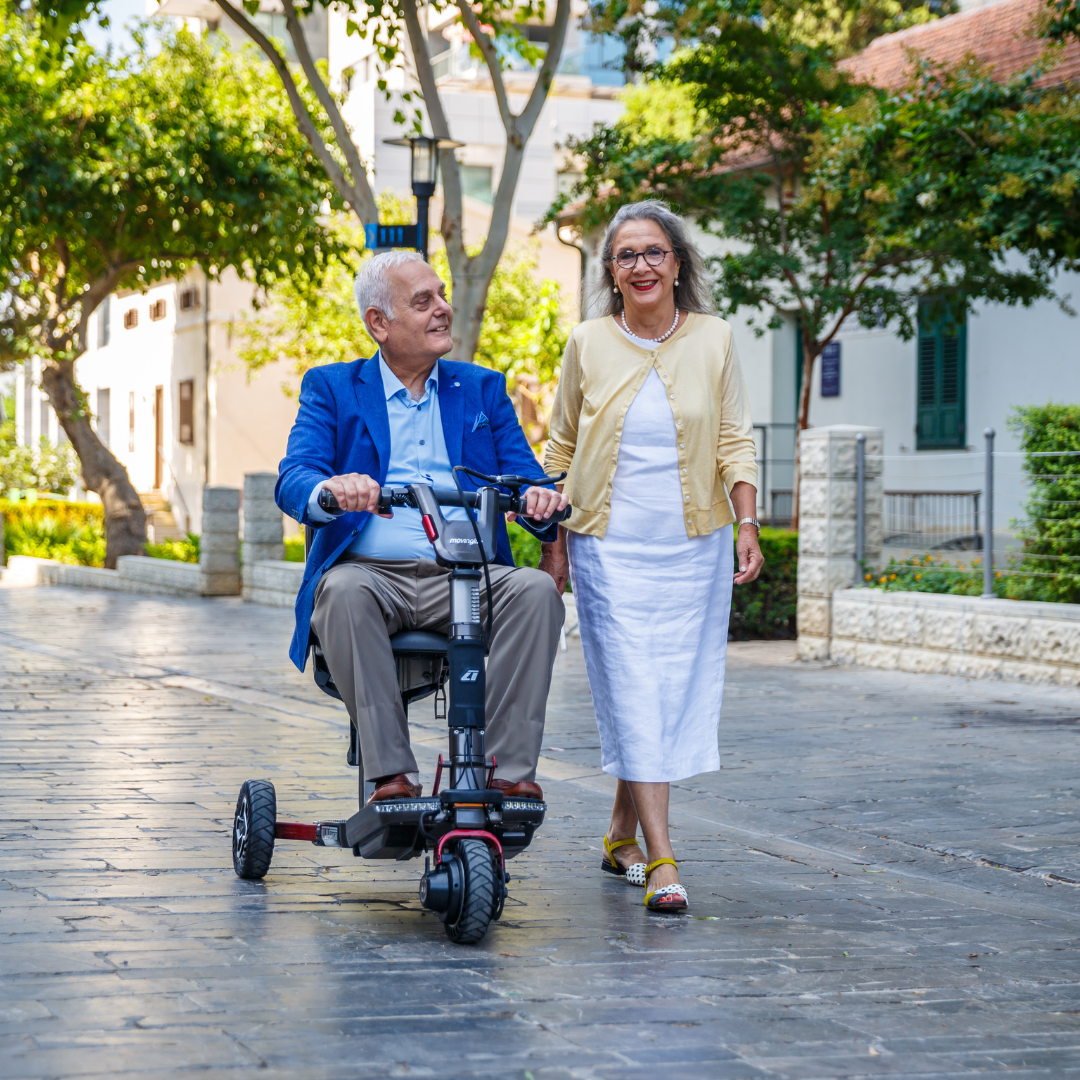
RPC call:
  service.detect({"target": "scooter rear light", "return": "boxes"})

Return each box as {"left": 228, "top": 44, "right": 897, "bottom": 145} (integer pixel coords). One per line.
{"left": 422, "top": 514, "right": 438, "bottom": 542}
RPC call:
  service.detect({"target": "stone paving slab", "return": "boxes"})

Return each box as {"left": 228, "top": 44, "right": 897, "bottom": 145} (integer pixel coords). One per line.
{"left": 3, "top": 587, "right": 1080, "bottom": 1077}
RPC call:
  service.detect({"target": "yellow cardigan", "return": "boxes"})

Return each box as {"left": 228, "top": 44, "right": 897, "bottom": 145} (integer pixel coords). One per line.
{"left": 543, "top": 312, "right": 758, "bottom": 539}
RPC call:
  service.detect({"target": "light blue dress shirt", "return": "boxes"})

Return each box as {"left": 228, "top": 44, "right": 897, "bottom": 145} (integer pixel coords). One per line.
{"left": 306, "top": 354, "right": 467, "bottom": 561}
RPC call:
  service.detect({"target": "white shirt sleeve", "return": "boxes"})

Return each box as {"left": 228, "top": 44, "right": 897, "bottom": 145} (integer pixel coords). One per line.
{"left": 306, "top": 479, "right": 335, "bottom": 523}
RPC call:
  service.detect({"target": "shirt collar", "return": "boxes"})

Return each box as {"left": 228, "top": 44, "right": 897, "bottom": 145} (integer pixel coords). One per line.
{"left": 376, "top": 351, "right": 439, "bottom": 402}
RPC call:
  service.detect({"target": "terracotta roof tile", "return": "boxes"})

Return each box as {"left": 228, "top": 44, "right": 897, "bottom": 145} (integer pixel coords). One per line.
{"left": 839, "top": 0, "right": 1080, "bottom": 88}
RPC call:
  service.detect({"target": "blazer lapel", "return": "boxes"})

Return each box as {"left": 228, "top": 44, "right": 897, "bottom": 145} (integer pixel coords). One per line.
{"left": 353, "top": 354, "right": 390, "bottom": 480}
{"left": 438, "top": 359, "right": 464, "bottom": 466}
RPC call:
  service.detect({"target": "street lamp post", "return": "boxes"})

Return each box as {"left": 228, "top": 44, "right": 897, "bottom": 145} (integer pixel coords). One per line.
{"left": 381, "top": 135, "right": 463, "bottom": 261}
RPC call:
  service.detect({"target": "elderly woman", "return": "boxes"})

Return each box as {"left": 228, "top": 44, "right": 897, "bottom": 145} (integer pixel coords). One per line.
{"left": 541, "top": 200, "right": 762, "bottom": 913}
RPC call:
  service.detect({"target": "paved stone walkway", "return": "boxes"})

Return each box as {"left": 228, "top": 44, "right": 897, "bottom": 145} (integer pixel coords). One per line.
{"left": 3, "top": 586, "right": 1080, "bottom": 1078}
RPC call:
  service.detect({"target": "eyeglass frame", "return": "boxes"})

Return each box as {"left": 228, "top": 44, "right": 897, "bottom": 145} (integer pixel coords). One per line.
{"left": 609, "top": 246, "right": 674, "bottom": 270}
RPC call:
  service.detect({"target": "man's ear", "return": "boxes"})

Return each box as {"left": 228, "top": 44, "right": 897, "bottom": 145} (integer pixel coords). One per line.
{"left": 366, "top": 307, "right": 390, "bottom": 344}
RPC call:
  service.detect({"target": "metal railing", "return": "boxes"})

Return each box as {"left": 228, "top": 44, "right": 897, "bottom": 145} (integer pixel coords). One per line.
{"left": 752, "top": 422, "right": 797, "bottom": 526}
{"left": 883, "top": 490, "right": 981, "bottom": 550}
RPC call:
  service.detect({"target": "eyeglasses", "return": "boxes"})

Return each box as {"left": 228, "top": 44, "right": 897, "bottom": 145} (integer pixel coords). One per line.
{"left": 611, "top": 247, "right": 672, "bottom": 270}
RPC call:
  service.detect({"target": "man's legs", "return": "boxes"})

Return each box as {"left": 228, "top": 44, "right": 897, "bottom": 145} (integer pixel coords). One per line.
{"left": 416, "top": 565, "right": 565, "bottom": 784}
{"left": 310, "top": 560, "right": 417, "bottom": 782}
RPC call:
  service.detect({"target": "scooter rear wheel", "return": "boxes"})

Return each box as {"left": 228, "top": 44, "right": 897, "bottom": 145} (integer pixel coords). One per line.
{"left": 445, "top": 839, "right": 496, "bottom": 945}
{"left": 232, "top": 779, "right": 276, "bottom": 880}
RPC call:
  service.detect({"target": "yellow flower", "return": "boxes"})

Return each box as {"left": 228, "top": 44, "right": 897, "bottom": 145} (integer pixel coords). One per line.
{"left": 879, "top": 576, "right": 887, "bottom": 584}
{"left": 973, "top": 558, "right": 981, "bottom": 565}
{"left": 915, "top": 573, "right": 922, "bottom": 580}
{"left": 996, "top": 572, "right": 1003, "bottom": 579}
{"left": 865, "top": 573, "right": 872, "bottom": 581}
{"left": 890, "top": 574, "right": 897, "bottom": 581}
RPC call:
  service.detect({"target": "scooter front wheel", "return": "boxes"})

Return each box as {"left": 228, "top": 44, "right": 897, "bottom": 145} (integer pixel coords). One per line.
{"left": 445, "top": 839, "right": 496, "bottom": 945}
{"left": 232, "top": 779, "right": 276, "bottom": 879}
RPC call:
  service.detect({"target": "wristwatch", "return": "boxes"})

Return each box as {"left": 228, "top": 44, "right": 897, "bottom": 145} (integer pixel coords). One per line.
{"left": 737, "top": 517, "right": 761, "bottom": 532}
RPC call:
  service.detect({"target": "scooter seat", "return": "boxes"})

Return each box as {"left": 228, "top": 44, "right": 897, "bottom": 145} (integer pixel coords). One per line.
{"left": 390, "top": 630, "right": 448, "bottom": 655}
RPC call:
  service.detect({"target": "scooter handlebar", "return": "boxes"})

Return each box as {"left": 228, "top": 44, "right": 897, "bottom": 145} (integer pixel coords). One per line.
{"left": 315, "top": 484, "right": 571, "bottom": 524}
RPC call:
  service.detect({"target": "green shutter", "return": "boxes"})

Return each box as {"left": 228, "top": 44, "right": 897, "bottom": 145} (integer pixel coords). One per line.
{"left": 916, "top": 305, "right": 966, "bottom": 450}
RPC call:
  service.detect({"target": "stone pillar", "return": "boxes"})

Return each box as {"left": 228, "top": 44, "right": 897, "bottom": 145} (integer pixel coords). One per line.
{"left": 199, "top": 486, "right": 241, "bottom": 596}
{"left": 796, "top": 425, "right": 883, "bottom": 661}
{"left": 242, "top": 472, "right": 284, "bottom": 599}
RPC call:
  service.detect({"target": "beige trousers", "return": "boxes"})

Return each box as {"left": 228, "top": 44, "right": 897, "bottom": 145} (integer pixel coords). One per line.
{"left": 310, "top": 557, "right": 564, "bottom": 783}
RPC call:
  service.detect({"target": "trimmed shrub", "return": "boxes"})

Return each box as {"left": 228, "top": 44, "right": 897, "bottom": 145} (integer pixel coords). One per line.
{"left": 1, "top": 498, "right": 105, "bottom": 566}
{"left": 144, "top": 534, "right": 200, "bottom": 563}
{"left": 729, "top": 527, "right": 798, "bottom": 639}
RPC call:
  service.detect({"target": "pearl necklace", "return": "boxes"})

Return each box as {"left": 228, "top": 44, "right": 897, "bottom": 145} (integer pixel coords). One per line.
{"left": 621, "top": 307, "right": 680, "bottom": 343}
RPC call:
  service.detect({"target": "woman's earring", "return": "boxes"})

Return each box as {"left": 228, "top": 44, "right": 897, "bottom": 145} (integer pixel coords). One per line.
{"left": 613, "top": 286, "right": 618, "bottom": 293}
{"left": 675, "top": 278, "right": 680, "bottom": 286}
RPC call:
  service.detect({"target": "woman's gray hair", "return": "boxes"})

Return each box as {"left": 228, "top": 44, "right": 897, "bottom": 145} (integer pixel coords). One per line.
{"left": 354, "top": 250, "right": 426, "bottom": 323}
{"left": 589, "top": 200, "right": 714, "bottom": 318}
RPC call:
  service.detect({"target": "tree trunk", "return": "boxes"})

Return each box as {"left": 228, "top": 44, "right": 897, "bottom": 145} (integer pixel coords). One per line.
{"left": 790, "top": 330, "right": 819, "bottom": 532}
{"left": 450, "top": 271, "right": 492, "bottom": 364}
{"left": 40, "top": 359, "right": 147, "bottom": 568}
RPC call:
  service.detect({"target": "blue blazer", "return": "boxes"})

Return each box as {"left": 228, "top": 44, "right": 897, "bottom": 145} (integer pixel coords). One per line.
{"left": 276, "top": 355, "right": 556, "bottom": 671}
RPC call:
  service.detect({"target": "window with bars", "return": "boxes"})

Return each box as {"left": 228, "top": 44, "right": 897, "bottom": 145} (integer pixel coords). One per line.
{"left": 178, "top": 380, "right": 194, "bottom": 445}
{"left": 149, "top": 299, "right": 166, "bottom": 321}
{"left": 123, "top": 308, "right": 138, "bottom": 330}
{"left": 179, "top": 287, "right": 200, "bottom": 311}
{"left": 916, "top": 305, "right": 966, "bottom": 450}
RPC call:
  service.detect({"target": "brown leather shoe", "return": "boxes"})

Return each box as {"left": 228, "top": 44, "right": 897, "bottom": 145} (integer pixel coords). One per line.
{"left": 368, "top": 774, "right": 422, "bottom": 802}
{"left": 488, "top": 778, "right": 544, "bottom": 801}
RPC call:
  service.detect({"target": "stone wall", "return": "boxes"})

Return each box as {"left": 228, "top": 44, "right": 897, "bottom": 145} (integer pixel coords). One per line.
{"left": 831, "top": 587, "right": 1080, "bottom": 685}
{"left": 242, "top": 472, "right": 284, "bottom": 598}
{"left": 199, "top": 487, "right": 241, "bottom": 596}
{"left": 796, "top": 425, "right": 883, "bottom": 661}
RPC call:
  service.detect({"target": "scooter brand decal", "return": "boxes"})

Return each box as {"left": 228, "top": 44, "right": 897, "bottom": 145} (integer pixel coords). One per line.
{"left": 448, "top": 537, "right": 478, "bottom": 545}
{"left": 460, "top": 669, "right": 480, "bottom": 682}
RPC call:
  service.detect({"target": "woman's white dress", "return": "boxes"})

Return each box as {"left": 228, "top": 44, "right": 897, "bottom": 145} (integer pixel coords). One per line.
{"left": 567, "top": 335, "right": 734, "bottom": 783}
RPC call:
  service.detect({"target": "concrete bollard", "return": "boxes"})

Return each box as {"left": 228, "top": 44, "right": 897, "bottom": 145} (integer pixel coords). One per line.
{"left": 242, "top": 472, "right": 284, "bottom": 598}
{"left": 199, "top": 486, "right": 241, "bottom": 596}
{"left": 796, "top": 425, "right": 883, "bottom": 661}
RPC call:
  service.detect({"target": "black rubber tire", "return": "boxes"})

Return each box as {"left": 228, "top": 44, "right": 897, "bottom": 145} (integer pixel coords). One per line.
{"left": 445, "top": 839, "right": 496, "bottom": 945}
{"left": 232, "top": 779, "right": 276, "bottom": 880}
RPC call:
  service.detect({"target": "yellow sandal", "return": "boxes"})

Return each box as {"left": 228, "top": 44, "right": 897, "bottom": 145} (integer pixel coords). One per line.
{"left": 601, "top": 835, "right": 647, "bottom": 887}
{"left": 644, "top": 858, "right": 688, "bottom": 913}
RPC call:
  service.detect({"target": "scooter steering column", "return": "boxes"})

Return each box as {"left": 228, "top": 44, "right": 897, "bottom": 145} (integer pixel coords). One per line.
{"left": 447, "top": 567, "right": 487, "bottom": 790}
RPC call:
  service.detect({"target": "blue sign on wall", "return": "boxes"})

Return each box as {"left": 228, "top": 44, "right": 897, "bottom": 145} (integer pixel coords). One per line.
{"left": 820, "top": 342, "right": 841, "bottom": 397}
{"left": 365, "top": 223, "right": 421, "bottom": 250}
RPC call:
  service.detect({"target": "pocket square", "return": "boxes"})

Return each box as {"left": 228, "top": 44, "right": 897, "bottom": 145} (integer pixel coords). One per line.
{"left": 471, "top": 411, "right": 489, "bottom": 432}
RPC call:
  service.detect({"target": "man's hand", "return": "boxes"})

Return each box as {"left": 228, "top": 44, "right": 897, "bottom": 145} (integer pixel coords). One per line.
{"left": 321, "top": 473, "right": 391, "bottom": 517}
{"left": 539, "top": 536, "right": 570, "bottom": 594}
{"left": 507, "top": 485, "right": 570, "bottom": 523}
{"left": 734, "top": 523, "right": 765, "bottom": 585}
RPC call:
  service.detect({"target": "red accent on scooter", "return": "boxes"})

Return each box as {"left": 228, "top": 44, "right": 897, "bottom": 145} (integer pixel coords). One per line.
{"left": 435, "top": 829, "right": 504, "bottom": 877}
{"left": 274, "top": 822, "right": 318, "bottom": 842}
{"left": 422, "top": 514, "right": 438, "bottom": 541}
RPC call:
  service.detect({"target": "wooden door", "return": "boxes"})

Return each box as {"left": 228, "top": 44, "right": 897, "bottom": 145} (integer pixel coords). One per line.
{"left": 154, "top": 385, "right": 164, "bottom": 489}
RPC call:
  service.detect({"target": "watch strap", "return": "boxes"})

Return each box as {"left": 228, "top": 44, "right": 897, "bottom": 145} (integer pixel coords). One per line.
{"left": 737, "top": 517, "right": 761, "bottom": 531}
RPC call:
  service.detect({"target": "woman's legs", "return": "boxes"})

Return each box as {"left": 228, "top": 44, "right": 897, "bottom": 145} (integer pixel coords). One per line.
{"left": 606, "top": 779, "right": 679, "bottom": 889}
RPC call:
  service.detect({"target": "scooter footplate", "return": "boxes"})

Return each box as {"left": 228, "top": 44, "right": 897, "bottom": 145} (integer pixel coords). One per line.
{"left": 344, "top": 797, "right": 547, "bottom": 860}
{"left": 346, "top": 798, "right": 438, "bottom": 859}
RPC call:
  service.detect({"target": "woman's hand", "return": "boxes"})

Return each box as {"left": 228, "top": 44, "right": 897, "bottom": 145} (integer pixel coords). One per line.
{"left": 734, "top": 523, "right": 764, "bottom": 585}
{"left": 539, "top": 529, "right": 570, "bottom": 593}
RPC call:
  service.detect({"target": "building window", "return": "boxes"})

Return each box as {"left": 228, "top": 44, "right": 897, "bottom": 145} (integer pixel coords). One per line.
{"left": 128, "top": 391, "right": 136, "bottom": 452}
{"left": 149, "top": 299, "right": 166, "bottom": 321}
{"left": 178, "top": 380, "right": 194, "bottom": 445}
{"left": 96, "top": 388, "right": 110, "bottom": 449}
{"left": 179, "top": 286, "right": 200, "bottom": 311}
{"left": 916, "top": 303, "right": 966, "bottom": 450}
{"left": 97, "top": 295, "right": 111, "bottom": 348}
{"left": 123, "top": 308, "right": 138, "bottom": 330}
{"left": 461, "top": 165, "right": 493, "bottom": 205}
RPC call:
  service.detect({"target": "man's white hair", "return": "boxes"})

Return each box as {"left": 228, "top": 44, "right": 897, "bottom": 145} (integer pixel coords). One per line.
{"left": 353, "top": 250, "right": 426, "bottom": 324}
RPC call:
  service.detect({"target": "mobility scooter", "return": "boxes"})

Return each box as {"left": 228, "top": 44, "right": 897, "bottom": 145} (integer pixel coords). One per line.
{"left": 230, "top": 468, "right": 569, "bottom": 944}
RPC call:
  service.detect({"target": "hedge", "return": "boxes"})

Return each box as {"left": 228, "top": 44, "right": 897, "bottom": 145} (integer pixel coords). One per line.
{"left": 1, "top": 499, "right": 105, "bottom": 566}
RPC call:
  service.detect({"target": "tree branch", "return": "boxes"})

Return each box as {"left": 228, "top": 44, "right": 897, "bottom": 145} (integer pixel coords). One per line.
{"left": 455, "top": 0, "right": 515, "bottom": 134}
{"left": 516, "top": 0, "right": 571, "bottom": 138}
{"left": 280, "top": 0, "right": 377, "bottom": 221}
{"left": 216, "top": 0, "right": 375, "bottom": 221}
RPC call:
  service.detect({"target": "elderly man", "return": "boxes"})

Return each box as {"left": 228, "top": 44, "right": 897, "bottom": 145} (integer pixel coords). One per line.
{"left": 276, "top": 251, "right": 567, "bottom": 803}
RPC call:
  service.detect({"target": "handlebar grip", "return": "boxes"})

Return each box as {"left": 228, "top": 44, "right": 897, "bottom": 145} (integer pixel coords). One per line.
{"left": 317, "top": 487, "right": 343, "bottom": 515}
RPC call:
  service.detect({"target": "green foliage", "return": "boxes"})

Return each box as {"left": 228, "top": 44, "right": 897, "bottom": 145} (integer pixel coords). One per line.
{"left": 0, "top": 17, "right": 342, "bottom": 366}
{"left": 729, "top": 528, "right": 798, "bottom": 639}
{"left": 616, "top": 80, "right": 710, "bottom": 144}
{"left": 507, "top": 520, "right": 543, "bottom": 569}
{"left": 1007, "top": 403, "right": 1080, "bottom": 603}
{"left": 866, "top": 554, "right": 1004, "bottom": 596}
{"left": 1, "top": 498, "right": 105, "bottom": 566}
{"left": 0, "top": 419, "right": 80, "bottom": 495}
{"left": 585, "top": 0, "right": 953, "bottom": 71}
{"left": 144, "top": 533, "right": 200, "bottom": 563}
